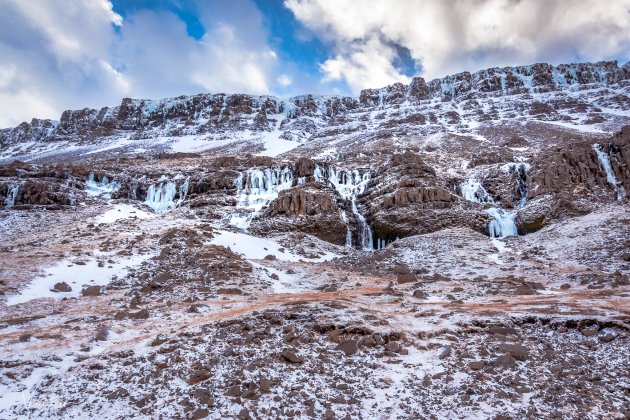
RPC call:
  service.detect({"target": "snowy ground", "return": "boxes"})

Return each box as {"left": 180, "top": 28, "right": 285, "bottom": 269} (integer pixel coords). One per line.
{"left": 0, "top": 196, "right": 628, "bottom": 418}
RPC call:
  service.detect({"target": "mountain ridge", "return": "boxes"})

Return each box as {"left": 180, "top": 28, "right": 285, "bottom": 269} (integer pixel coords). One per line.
{"left": 2, "top": 59, "right": 629, "bottom": 146}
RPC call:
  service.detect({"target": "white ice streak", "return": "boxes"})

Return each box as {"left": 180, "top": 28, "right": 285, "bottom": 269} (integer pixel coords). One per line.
{"left": 6, "top": 253, "right": 151, "bottom": 305}
{"left": 501, "top": 162, "right": 530, "bottom": 207}
{"left": 85, "top": 174, "right": 120, "bottom": 200}
{"left": 4, "top": 184, "right": 19, "bottom": 206}
{"left": 211, "top": 230, "right": 337, "bottom": 262}
{"left": 145, "top": 177, "right": 189, "bottom": 213}
{"left": 592, "top": 143, "right": 626, "bottom": 200}
{"left": 94, "top": 203, "right": 153, "bottom": 224}
{"left": 340, "top": 210, "right": 353, "bottom": 248}
{"left": 460, "top": 178, "right": 494, "bottom": 204}
{"left": 486, "top": 207, "right": 518, "bottom": 239}
{"left": 321, "top": 165, "right": 373, "bottom": 251}
{"left": 460, "top": 174, "right": 519, "bottom": 239}
{"left": 231, "top": 165, "right": 294, "bottom": 229}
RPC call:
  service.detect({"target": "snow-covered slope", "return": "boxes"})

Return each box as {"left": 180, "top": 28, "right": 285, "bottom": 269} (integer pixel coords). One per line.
{"left": 1, "top": 60, "right": 628, "bottom": 162}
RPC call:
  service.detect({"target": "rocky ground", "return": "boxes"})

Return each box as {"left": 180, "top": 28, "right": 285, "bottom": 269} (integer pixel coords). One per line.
{"left": 0, "top": 60, "right": 629, "bottom": 419}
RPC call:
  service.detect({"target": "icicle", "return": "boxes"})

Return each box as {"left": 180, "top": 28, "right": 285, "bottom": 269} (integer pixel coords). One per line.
{"left": 313, "top": 165, "right": 324, "bottom": 181}
{"left": 145, "top": 181, "right": 178, "bottom": 213}
{"left": 460, "top": 179, "right": 494, "bottom": 204}
{"left": 177, "top": 177, "right": 190, "bottom": 205}
{"left": 501, "top": 162, "right": 530, "bottom": 207}
{"left": 231, "top": 165, "right": 295, "bottom": 230}
{"left": 85, "top": 174, "right": 121, "bottom": 199}
{"left": 340, "top": 210, "right": 353, "bottom": 248}
{"left": 352, "top": 200, "right": 373, "bottom": 251}
{"left": 4, "top": 184, "right": 19, "bottom": 207}
{"left": 487, "top": 207, "right": 518, "bottom": 238}
{"left": 593, "top": 144, "right": 626, "bottom": 200}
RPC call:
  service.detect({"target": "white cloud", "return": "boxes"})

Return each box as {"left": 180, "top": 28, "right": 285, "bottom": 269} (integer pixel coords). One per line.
{"left": 320, "top": 37, "right": 410, "bottom": 92}
{"left": 286, "top": 0, "right": 630, "bottom": 92}
{"left": 0, "top": 0, "right": 282, "bottom": 127}
{"left": 277, "top": 74, "right": 293, "bottom": 87}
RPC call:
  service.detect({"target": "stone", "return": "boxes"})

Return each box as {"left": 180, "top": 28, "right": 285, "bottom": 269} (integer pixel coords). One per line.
{"left": 384, "top": 341, "right": 402, "bottom": 353}
{"left": 598, "top": 331, "right": 616, "bottom": 343}
{"left": 336, "top": 340, "right": 359, "bottom": 356}
{"left": 498, "top": 343, "right": 529, "bottom": 361}
{"left": 187, "top": 304, "right": 210, "bottom": 313}
{"left": 397, "top": 273, "right": 417, "bottom": 284}
{"left": 51, "top": 282, "right": 72, "bottom": 292}
{"left": 188, "top": 370, "right": 212, "bottom": 385}
{"left": 493, "top": 354, "right": 517, "bottom": 369}
{"left": 581, "top": 325, "right": 600, "bottom": 337}
{"left": 412, "top": 289, "right": 428, "bottom": 299}
{"left": 438, "top": 345, "right": 452, "bottom": 360}
{"left": 469, "top": 361, "right": 485, "bottom": 371}
{"left": 81, "top": 285, "right": 103, "bottom": 297}
{"left": 488, "top": 326, "right": 518, "bottom": 336}
{"left": 225, "top": 385, "right": 241, "bottom": 397}
{"left": 280, "top": 348, "right": 304, "bottom": 364}
{"left": 94, "top": 324, "right": 109, "bottom": 341}
{"left": 129, "top": 309, "right": 150, "bottom": 320}
{"left": 191, "top": 408, "right": 209, "bottom": 419}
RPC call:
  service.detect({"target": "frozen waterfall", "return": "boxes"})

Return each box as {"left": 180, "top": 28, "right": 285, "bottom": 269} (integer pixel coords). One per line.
{"left": 318, "top": 165, "right": 373, "bottom": 251}
{"left": 340, "top": 210, "right": 353, "bottom": 248}
{"left": 486, "top": 207, "right": 518, "bottom": 238}
{"left": 145, "top": 177, "right": 189, "bottom": 213}
{"left": 86, "top": 174, "right": 121, "bottom": 200}
{"left": 593, "top": 144, "right": 626, "bottom": 200}
{"left": 501, "top": 161, "right": 530, "bottom": 207}
{"left": 231, "top": 163, "right": 375, "bottom": 249}
{"left": 460, "top": 175, "right": 519, "bottom": 239}
{"left": 4, "top": 184, "right": 19, "bottom": 207}
{"left": 460, "top": 178, "right": 494, "bottom": 204}
{"left": 231, "top": 165, "right": 294, "bottom": 229}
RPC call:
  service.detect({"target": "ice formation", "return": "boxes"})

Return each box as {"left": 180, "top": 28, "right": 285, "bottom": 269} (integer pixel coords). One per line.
{"left": 231, "top": 165, "right": 294, "bottom": 229}
{"left": 340, "top": 210, "right": 353, "bottom": 248}
{"left": 486, "top": 207, "right": 518, "bottom": 238}
{"left": 501, "top": 161, "right": 530, "bottom": 207}
{"left": 145, "top": 177, "right": 189, "bottom": 213}
{"left": 4, "top": 184, "right": 19, "bottom": 207}
{"left": 460, "top": 178, "right": 494, "bottom": 204}
{"left": 320, "top": 165, "right": 373, "bottom": 251}
{"left": 593, "top": 144, "right": 626, "bottom": 200}
{"left": 460, "top": 175, "right": 519, "bottom": 239}
{"left": 85, "top": 174, "right": 121, "bottom": 200}
{"left": 232, "top": 163, "right": 375, "bottom": 249}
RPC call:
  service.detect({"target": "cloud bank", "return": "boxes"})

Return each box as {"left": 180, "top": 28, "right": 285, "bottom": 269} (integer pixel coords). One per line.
{"left": 1, "top": 0, "right": 629, "bottom": 127}
{"left": 0, "top": 0, "right": 281, "bottom": 127}
{"left": 286, "top": 0, "right": 630, "bottom": 92}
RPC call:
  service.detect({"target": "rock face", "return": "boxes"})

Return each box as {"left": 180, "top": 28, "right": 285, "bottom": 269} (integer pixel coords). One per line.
{"left": 1, "top": 61, "right": 628, "bottom": 148}
{"left": 529, "top": 129, "right": 630, "bottom": 199}
{"left": 361, "top": 61, "right": 630, "bottom": 105}
{"left": 251, "top": 183, "right": 349, "bottom": 245}
{"left": 265, "top": 183, "right": 339, "bottom": 217}
{"left": 0, "top": 59, "right": 628, "bottom": 247}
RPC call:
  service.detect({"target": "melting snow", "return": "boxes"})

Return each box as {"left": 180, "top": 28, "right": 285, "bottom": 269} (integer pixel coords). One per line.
{"left": 94, "top": 204, "right": 153, "bottom": 224}
{"left": 6, "top": 253, "right": 152, "bottom": 305}
{"left": 211, "top": 230, "right": 337, "bottom": 262}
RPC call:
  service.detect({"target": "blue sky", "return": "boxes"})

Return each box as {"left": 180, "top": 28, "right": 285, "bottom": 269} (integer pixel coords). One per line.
{"left": 0, "top": 0, "right": 629, "bottom": 126}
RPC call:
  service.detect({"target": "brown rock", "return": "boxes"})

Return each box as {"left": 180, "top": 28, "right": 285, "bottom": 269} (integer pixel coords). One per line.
{"left": 336, "top": 339, "right": 359, "bottom": 356}
{"left": 498, "top": 343, "right": 529, "bottom": 361}
{"left": 51, "top": 282, "right": 72, "bottom": 292}
{"left": 129, "top": 309, "right": 150, "bottom": 320}
{"left": 280, "top": 348, "right": 304, "bottom": 363}
{"left": 81, "top": 285, "right": 103, "bottom": 297}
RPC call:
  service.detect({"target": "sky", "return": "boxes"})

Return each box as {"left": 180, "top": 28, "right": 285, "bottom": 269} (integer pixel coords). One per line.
{"left": 1, "top": 0, "right": 629, "bottom": 127}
